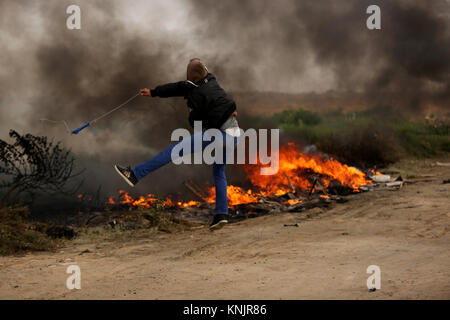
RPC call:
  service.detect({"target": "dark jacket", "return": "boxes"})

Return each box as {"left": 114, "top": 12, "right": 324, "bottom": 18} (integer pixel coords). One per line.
{"left": 150, "top": 73, "right": 237, "bottom": 129}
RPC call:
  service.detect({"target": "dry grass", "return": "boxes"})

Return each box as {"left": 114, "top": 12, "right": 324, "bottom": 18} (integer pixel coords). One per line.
{"left": 73, "top": 208, "right": 197, "bottom": 245}
{"left": 0, "top": 206, "right": 58, "bottom": 255}
{"left": 0, "top": 205, "right": 197, "bottom": 254}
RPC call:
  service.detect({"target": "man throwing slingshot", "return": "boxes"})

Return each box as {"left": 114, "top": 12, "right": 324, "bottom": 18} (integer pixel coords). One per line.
{"left": 114, "top": 58, "right": 240, "bottom": 230}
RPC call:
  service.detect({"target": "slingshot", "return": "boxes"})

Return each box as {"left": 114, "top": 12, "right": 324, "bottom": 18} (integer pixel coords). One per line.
{"left": 40, "top": 91, "right": 140, "bottom": 135}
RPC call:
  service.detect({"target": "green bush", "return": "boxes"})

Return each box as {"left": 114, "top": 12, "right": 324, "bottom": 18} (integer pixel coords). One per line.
{"left": 273, "top": 108, "right": 322, "bottom": 128}
{"left": 271, "top": 105, "right": 449, "bottom": 167}
{"left": 395, "top": 121, "right": 450, "bottom": 157}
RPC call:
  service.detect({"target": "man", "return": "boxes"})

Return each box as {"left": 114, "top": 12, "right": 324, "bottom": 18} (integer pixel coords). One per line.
{"left": 114, "top": 58, "right": 239, "bottom": 230}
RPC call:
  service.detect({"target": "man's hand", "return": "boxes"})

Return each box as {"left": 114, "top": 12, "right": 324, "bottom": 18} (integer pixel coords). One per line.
{"left": 140, "top": 88, "right": 151, "bottom": 96}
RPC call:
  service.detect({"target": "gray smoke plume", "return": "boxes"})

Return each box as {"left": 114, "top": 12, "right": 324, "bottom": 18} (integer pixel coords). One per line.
{"left": 190, "top": 0, "right": 450, "bottom": 110}
{"left": 0, "top": 0, "right": 449, "bottom": 199}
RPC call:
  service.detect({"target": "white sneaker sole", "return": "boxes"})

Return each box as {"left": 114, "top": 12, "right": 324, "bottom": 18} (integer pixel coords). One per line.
{"left": 114, "top": 165, "right": 135, "bottom": 187}
{"left": 209, "top": 220, "right": 228, "bottom": 231}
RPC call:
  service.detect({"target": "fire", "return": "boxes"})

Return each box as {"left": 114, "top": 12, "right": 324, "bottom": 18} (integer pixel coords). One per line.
{"left": 106, "top": 143, "right": 370, "bottom": 209}
{"left": 244, "top": 142, "right": 370, "bottom": 195}
{"left": 369, "top": 169, "right": 382, "bottom": 175}
{"left": 108, "top": 190, "right": 158, "bottom": 208}
{"left": 162, "top": 197, "right": 175, "bottom": 207}
{"left": 178, "top": 200, "right": 201, "bottom": 208}
{"left": 108, "top": 190, "right": 201, "bottom": 209}
{"left": 286, "top": 199, "right": 302, "bottom": 205}
{"left": 205, "top": 185, "right": 259, "bottom": 206}
{"left": 77, "top": 194, "right": 92, "bottom": 201}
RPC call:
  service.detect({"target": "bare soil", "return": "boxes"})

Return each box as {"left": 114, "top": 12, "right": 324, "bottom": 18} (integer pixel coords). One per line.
{"left": 0, "top": 158, "right": 449, "bottom": 299}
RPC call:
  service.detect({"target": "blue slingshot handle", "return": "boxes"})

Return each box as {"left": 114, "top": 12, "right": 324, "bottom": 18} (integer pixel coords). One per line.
{"left": 71, "top": 122, "right": 90, "bottom": 134}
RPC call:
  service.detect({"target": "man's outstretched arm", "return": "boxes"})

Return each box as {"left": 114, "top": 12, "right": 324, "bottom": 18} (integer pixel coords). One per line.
{"left": 140, "top": 81, "right": 191, "bottom": 98}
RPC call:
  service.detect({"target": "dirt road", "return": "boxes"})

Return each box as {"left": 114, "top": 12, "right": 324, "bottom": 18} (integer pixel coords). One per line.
{"left": 1, "top": 159, "right": 449, "bottom": 299}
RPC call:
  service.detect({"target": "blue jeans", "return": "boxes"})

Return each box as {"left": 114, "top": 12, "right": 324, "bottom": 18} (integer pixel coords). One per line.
{"left": 133, "top": 131, "right": 238, "bottom": 214}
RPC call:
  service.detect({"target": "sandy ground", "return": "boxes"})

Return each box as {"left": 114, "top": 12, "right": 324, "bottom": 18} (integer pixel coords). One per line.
{"left": 0, "top": 159, "right": 449, "bottom": 299}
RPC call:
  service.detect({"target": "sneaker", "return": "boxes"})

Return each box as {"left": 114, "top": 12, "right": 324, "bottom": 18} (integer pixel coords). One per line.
{"left": 209, "top": 214, "right": 228, "bottom": 230}
{"left": 114, "top": 165, "right": 138, "bottom": 187}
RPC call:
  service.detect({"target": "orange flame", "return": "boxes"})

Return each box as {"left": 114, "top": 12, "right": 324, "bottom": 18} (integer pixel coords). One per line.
{"left": 108, "top": 191, "right": 200, "bottom": 209}
{"left": 286, "top": 199, "right": 302, "bottom": 205}
{"left": 178, "top": 200, "right": 201, "bottom": 208}
{"left": 369, "top": 169, "right": 382, "bottom": 175}
{"left": 108, "top": 190, "right": 158, "bottom": 208}
{"left": 244, "top": 142, "right": 370, "bottom": 196}
{"left": 205, "top": 185, "right": 259, "bottom": 206}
